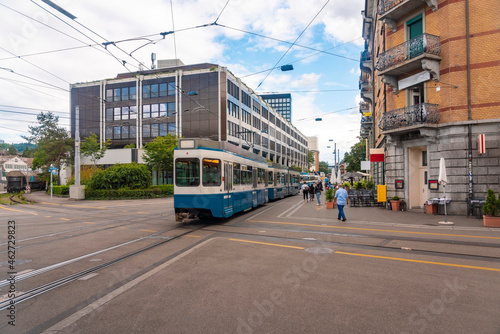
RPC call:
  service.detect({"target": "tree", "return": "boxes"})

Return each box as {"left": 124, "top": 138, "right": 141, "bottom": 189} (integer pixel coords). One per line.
{"left": 81, "top": 133, "right": 111, "bottom": 171}
{"left": 307, "top": 150, "right": 315, "bottom": 171}
{"left": 319, "top": 161, "right": 330, "bottom": 174}
{"left": 142, "top": 134, "right": 178, "bottom": 180}
{"left": 343, "top": 139, "right": 366, "bottom": 172}
{"left": 22, "top": 111, "right": 74, "bottom": 182}
{"left": 8, "top": 144, "right": 17, "bottom": 155}
{"left": 289, "top": 165, "right": 302, "bottom": 172}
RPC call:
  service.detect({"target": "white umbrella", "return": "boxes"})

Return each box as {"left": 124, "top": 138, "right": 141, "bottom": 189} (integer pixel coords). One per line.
{"left": 336, "top": 170, "right": 342, "bottom": 185}
{"left": 438, "top": 158, "right": 453, "bottom": 225}
{"left": 331, "top": 168, "right": 336, "bottom": 184}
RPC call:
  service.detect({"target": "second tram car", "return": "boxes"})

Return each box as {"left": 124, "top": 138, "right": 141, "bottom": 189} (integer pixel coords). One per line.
{"left": 174, "top": 139, "right": 300, "bottom": 221}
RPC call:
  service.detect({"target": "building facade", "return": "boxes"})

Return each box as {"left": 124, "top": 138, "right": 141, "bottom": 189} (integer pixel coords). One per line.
{"left": 260, "top": 93, "right": 292, "bottom": 122}
{"left": 360, "top": 0, "right": 500, "bottom": 214}
{"left": 71, "top": 62, "right": 308, "bottom": 170}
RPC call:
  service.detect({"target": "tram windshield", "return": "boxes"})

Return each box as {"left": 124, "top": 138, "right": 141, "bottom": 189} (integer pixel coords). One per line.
{"left": 175, "top": 158, "right": 200, "bottom": 186}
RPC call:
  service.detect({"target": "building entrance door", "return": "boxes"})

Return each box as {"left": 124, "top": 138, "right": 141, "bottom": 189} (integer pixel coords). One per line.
{"left": 409, "top": 147, "right": 428, "bottom": 209}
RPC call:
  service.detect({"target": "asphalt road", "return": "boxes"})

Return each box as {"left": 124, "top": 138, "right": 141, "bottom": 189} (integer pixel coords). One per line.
{"left": 0, "top": 192, "right": 499, "bottom": 333}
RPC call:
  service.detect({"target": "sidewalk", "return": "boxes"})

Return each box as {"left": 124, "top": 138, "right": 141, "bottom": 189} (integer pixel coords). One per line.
{"left": 297, "top": 195, "right": 489, "bottom": 230}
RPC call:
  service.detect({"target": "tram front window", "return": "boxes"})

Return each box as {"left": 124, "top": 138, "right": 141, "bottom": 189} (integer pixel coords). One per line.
{"left": 175, "top": 158, "right": 200, "bottom": 186}
{"left": 202, "top": 158, "right": 221, "bottom": 186}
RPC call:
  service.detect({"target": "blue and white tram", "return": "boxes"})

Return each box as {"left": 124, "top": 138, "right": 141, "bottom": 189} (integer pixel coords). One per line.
{"left": 174, "top": 139, "right": 269, "bottom": 221}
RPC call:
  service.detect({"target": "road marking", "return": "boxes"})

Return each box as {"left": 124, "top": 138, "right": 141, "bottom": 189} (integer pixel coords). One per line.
{"left": 335, "top": 251, "right": 500, "bottom": 272}
{"left": 229, "top": 238, "right": 305, "bottom": 250}
{"left": 0, "top": 206, "right": 38, "bottom": 215}
{"left": 186, "top": 235, "right": 202, "bottom": 238}
{"left": 140, "top": 229, "right": 157, "bottom": 233}
{"left": 41, "top": 238, "right": 216, "bottom": 334}
{"left": 84, "top": 222, "right": 96, "bottom": 224}
{"left": 40, "top": 202, "right": 106, "bottom": 209}
{"left": 248, "top": 220, "right": 500, "bottom": 240}
{"left": 60, "top": 218, "right": 70, "bottom": 221}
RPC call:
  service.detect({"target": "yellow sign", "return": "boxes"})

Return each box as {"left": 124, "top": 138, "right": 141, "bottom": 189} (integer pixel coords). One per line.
{"left": 377, "top": 185, "right": 387, "bottom": 202}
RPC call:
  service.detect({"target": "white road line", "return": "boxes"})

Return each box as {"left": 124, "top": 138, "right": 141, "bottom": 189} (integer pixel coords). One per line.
{"left": 42, "top": 238, "right": 216, "bottom": 334}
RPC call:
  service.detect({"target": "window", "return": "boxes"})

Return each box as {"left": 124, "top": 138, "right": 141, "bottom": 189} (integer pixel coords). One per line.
{"left": 130, "top": 106, "right": 137, "bottom": 119}
{"left": 233, "top": 163, "right": 241, "bottom": 185}
{"left": 160, "top": 123, "right": 168, "bottom": 136}
{"left": 150, "top": 84, "right": 159, "bottom": 98}
{"left": 143, "top": 105, "right": 151, "bottom": 118}
{"left": 159, "top": 83, "right": 168, "bottom": 97}
{"left": 106, "top": 108, "right": 113, "bottom": 121}
{"left": 202, "top": 158, "right": 221, "bottom": 186}
{"left": 160, "top": 102, "right": 176, "bottom": 117}
{"left": 168, "top": 123, "right": 176, "bottom": 134}
{"left": 151, "top": 104, "right": 159, "bottom": 118}
{"left": 130, "top": 125, "right": 136, "bottom": 138}
{"left": 143, "top": 85, "right": 150, "bottom": 99}
{"left": 106, "top": 89, "right": 113, "bottom": 102}
{"left": 122, "top": 126, "right": 129, "bottom": 139}
{"left": 151, "top": 123, "right": 159, "bottom": 137}
{"left": 114, "top": 107, "right": 121, "bottom": 121}
{"left": 422, "top": 151, "right": 428, "bottom": 167}
{"left": 122, "top": 106, "right": 129, "bottom": 120}
{"left": 175, "top": 158, "right": 200, "bottom": 186}
{"left": 113, "top": 126, "right": 121, "bottom": 139}
{"left": 407, "top": 14, "right": 423, "bottom": 40}
{"left": 130, "top": 86, "right": 137, "bottom": 100}
{"left": 258, "top": 168, "right": 265, "bottom": 185}
{"left": 143, "top": 124, "right": 150, "bottom": 137}
{"left": 106, "top": 127, "right": 112, "bottom": 140}
{"left": 121, "top": 87, "right": 129, "bottom": 101}
{"left": 114, "top": 88, "right": 121, "bottom": 102}
{"left": 168, "top": 82, "right": 176, "bottom": 96}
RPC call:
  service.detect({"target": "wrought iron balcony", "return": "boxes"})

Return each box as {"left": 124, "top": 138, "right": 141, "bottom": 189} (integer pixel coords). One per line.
{"left": 376, "top": 34, "right": 441, "bottom": 75}
{"left": 379, "top": 103, "right": 439, "bottom": 131}
{"left": 378, "top": 0, "right": 437, "bottom": 31}
{"left": 361, "top": 116, "right": 373, "bottom": 130}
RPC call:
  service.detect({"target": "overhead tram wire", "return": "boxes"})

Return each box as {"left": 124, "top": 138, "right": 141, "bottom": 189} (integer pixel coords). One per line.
{"left": 255, "top": 0, "right": 331, "bottom": 90}
{"left": 0, "top": 45, "right": 101, "bottom": 62}
{"left": 0, "top": 78, "right": 69, "bottom": 101}
{"left": 170, "top": 0, "right": 178, "bottom": 60}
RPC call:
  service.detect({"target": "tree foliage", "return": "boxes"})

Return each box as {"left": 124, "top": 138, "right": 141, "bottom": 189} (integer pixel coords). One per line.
{"left": 289, "top": 165, "right": 302, "bottom": 172}
{"left": 8, "top": 145, "right": 17, "bottom": 155}
{"left": 22, "top": 112, "right": 74, "bottom": 175}
{"left": 319, "top": 161, "right": 330, "bottom": 174}
{"left": 87, "top": 163, "right": 151, "bottom": 190}
{"left": 81, "top": 133, "right": 110, "bottom": 171}
{"left": 307, "top": 150, "right": 315, "bottom": 171}
{"left": 142, "top": 134, "right": 178, "bottom": 174}
{"left": 343, "top": 139, "right": 366, "bottom": 172}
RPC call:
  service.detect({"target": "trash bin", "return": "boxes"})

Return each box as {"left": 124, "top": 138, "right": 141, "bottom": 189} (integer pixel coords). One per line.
{"left": 425, "top": 201, "right": 438, "bottom": 214}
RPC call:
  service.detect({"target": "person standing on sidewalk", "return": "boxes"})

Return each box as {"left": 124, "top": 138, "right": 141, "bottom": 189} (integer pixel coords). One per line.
{"left": 301, "top": 182, "right": 309, "bottom": 202}
{"left": 315, "top": 180, "right": 323, "bottom": 205}
{"left": 334, "top": 184, "right": 349, "bottom": 221}
{"left": 309, "top": 182, "right": 315, "bottom": 201}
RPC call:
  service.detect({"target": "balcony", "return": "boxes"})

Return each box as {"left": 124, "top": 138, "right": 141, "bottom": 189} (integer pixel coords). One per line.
{"left": 378, "top": 0, "right": 437, "bottom": 32}
{"left": 360, "top": 50, "right": 373, "bottom": 74}
{"left": 378, "top": 103, "right": 439, "bottom": 132}
{"left": 376, "top": 34, "right": 441, "bottom": 74}
{"left": 361, "top": 116, "right": 373, "bottom": 131}
{"left": 359, "top": 102, "right": 370, "bottom": 115}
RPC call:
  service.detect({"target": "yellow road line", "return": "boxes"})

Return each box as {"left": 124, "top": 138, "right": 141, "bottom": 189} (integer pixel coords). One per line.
{"left": 249, "top": 220, "right": 500, "bottom": 240}
{"left": 41, "top": 202, "right": 106, "bottom": 209}
{"left": 335, "top": 251, "right": 500, "bottom": 272}
{"left": 140, "top": 229, "right": 157, "bottom": 233}
{"left": 186, "top": 235, "right": 202, "bottom": 238}
{"left": 83, "top": 222, "right": 96, "bottom": 224}
{"left": 60, "top": 218, "right": 70, "bottom": 221}
{"left": 0, "top": 206, "right": 38, "bottom": 215}
{"left": 229, "top": 238, "right": 305, "bottom": 250}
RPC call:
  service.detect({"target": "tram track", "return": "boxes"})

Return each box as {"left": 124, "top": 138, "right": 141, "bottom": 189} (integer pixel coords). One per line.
{"left": 0, "top": 222, "right": 209, "bottom": 311}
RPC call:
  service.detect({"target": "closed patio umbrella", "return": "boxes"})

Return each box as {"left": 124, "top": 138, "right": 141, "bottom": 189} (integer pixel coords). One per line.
{"left": 438, "top": 158, "right": 453, "bottom": 225}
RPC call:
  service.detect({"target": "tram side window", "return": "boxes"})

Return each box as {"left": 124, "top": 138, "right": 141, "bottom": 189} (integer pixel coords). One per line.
{"left": 202, "top": 159, "right": 221, "bottom": 186}
{"left": 268, "top": 171, "right": 273, "bottom": 185}
{"left": 258, "top": 168, "right": 265, "bottom": 185}
{"left": 281, "top": 173, "right": 285, "bottom": 185}
{"left": 275, "top": 172, "right": 279, "bottom": 186}
{"left": 233, "top": 163, "right": 241, "bottom": 185}
{"left": 175, "top": 158, "right": 200, "bottom": 186}
{"left": 246, "top": 166, "right": 253, "bottom": 184}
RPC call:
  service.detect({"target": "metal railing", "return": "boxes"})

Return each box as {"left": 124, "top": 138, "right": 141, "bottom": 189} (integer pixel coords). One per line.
{"left": 375, "top": 34, "right": 441, "bottom": 72}
{"left": 378, "top": 103, "right": 439, "bottom": 131}
{"left": 377, "top": 0, "right": 405, "bottom": 15}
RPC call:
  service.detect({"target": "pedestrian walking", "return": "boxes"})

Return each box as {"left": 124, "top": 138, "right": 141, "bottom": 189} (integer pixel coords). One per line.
{"left": 315, "top": 180, "right": 323, "bottom": 205}
{"left": 309, "top": 182, "right": 315, "bottom": 201}
{"left": 334, "top": 184, "right": 349, "bottom": 221}
{"left": 301, "top": 182, "right": 309, "bottom": 202}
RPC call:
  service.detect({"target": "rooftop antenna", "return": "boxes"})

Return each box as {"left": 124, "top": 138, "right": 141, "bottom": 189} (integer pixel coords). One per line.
{"left": 151, "top": 52, "right": 156, "bottom": 69}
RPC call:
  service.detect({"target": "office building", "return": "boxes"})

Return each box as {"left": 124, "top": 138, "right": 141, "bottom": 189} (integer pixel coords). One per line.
{"left": 260, "top": 93, "right": 292, "bottom": 122}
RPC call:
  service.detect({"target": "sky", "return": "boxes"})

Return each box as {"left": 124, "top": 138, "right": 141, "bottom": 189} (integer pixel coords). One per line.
{"left": 0, "top": 0, "right": 364, "bottom": 166}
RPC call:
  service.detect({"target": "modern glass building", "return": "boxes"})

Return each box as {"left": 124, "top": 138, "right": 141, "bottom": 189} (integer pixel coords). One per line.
{"left": 70, "top": 62, "right": 308, "bottom": 169}
{"left": 260, "top": 93, "right": 292, "bottom": 123}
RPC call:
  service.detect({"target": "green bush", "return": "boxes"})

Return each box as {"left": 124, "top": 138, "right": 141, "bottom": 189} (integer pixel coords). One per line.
{"left": 85, "top": 184, "right": 173, "bottom": 200}
{"left": 325, "top": 188, "right": 335, "bottom": 202}
{"left": 50, "top": 185, "right": 70, "bottom": 195}
{"left": 87, "top": 163, "right": 151, "bottom": 190}
{"left": 483, "top": 189, "right": 500, "bottom": 217}
{"left": 392, "top": 196, "right": 400, "bottom": 201}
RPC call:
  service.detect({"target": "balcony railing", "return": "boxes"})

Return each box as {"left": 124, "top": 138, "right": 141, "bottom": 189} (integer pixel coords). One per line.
{"left": 375, "top": 34, "right": 441, "bottom": 72}
{"left": 379, "top": 103, "right": 439, "bottom": 131}
{"left": 378, "top": 0, "right": 437, "bottom": 17}
{"left": 378, "top": 0, "right": 404, "bottom": 15}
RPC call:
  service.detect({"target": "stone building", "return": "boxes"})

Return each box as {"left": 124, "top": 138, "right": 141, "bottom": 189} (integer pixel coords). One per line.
{"left": 360, "top": 0, "right": 500, "bottom": 213}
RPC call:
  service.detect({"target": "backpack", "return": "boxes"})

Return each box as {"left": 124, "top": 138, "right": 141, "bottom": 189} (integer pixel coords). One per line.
{"left": 304, "top": 185, "right": 310, "bottom": 191}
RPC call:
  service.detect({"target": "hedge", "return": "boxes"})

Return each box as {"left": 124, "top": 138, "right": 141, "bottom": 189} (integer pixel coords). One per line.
{"left": 50, "top": 185, "right": 70, "bottom": 196}
{"left": 85, "top": 185, "right": 173, "bottom": 200}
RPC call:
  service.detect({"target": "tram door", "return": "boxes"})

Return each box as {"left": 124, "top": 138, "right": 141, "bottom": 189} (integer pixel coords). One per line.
{"left": 224, "top": 162, "right": 233, "bottom": 212}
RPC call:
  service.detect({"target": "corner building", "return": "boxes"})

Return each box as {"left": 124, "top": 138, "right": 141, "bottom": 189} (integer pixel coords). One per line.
{"left": 70, "top": 62, "right": 308, "bottom": 171}
{"left": 360, "top": 0, "right": 500, "bottom": 214}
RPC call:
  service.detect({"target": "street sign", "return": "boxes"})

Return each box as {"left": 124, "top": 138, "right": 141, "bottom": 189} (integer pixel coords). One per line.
{"left": 51, "top": 170, "right": 58, "bottom": 175}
